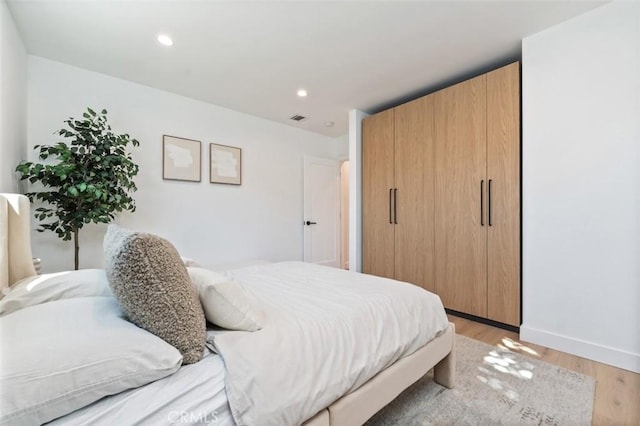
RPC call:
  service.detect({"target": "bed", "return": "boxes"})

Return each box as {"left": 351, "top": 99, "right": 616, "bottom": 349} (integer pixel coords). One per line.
{"left": 0, "top": 193, "right": 455, "bottom": 426}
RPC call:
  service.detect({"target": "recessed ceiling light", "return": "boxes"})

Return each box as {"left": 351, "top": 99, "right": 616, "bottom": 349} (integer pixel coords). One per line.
{"left": 157, "top": 34, "right": 173, "bottom": 46}
{"left": 297, "top": 89, "right": 308, "bottom": 98}
{"left": 325, "top": 121, "right": 335, "bottom": 127}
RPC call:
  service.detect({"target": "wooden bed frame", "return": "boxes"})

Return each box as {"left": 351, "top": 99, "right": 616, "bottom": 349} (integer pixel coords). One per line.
{"left": 0, "top": 193, "right": 455, "bottom": 426}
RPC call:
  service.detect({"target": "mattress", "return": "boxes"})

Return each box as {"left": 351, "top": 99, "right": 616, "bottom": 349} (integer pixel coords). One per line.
{"left": 215, "top": 261, "right": 449, "bottom": 425}
{"left": 45, "top": 261, "right": 449, "bottom": 426}
{"left": 46, "top": 339, "right": 233, "bottom": 426}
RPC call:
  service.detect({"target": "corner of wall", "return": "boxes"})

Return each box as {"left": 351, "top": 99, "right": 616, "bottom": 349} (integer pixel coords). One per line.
{"left": 348, "top": 109, "right": 369, "bottom": 272}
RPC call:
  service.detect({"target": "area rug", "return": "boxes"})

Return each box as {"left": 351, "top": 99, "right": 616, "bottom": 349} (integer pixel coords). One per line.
{"left": 367, "top": 335, "right": 595, "bottom": 425}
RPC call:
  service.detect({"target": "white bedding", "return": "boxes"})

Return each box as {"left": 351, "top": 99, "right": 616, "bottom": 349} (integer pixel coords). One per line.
{"left": 47, "top": 344, "right": 233, "bottom": 426}
{"left": 215, "top": 261, "right": 449, "bottom": 426}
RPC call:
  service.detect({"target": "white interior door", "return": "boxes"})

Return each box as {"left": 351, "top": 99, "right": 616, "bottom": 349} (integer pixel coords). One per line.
{"left": 303, "top": 156, "right": 340, "bottom": 267}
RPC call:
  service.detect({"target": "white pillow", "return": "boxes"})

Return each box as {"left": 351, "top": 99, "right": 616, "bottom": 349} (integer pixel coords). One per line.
{"left": 181, "top": 256, "right": 200, "bottom": 267}
{"left": 188, "top": 267, "right": 264, "bottom": 331}
{"left": 0, "top": 297, "right": 182, "bottom": 425}
{"left": 0, "top": 269, "right": 112, "bottom": 316}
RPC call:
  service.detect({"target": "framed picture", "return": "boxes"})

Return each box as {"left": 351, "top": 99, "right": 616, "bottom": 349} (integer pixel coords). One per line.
{"left": 162, "top": 135, "right": 201, "bottom": 182}
{"left": 210, "top": 143, "right": 242, "bottom": 185}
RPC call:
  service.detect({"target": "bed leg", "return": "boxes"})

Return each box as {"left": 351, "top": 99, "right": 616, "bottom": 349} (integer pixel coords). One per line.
{"left": 434, "top": 326, "right": 456, "bottom": 389}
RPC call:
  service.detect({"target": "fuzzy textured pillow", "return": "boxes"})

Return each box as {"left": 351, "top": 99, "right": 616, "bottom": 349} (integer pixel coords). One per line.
{"left": 104, "top": 225, "right": 205, "bottom": 364}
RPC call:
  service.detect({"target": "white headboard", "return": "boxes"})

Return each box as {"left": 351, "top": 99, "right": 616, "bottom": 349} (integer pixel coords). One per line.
{"left": 0, "top": 194, "right": 37, "bottom": 294}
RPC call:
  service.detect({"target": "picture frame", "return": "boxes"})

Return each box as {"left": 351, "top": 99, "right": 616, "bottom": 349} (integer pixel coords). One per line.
{"left": 210, "top": 143, "right": 242, "bottom": 185}
{"left": 162, "top": 135, "right": 201, "bottom": 182}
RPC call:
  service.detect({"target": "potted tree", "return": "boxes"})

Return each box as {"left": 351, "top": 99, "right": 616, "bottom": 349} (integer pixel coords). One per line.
{"left": 16, "top": 108, "right": 140, "bottom": 270}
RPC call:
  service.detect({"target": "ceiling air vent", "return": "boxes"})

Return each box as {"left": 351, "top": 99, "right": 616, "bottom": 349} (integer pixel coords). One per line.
{"left": 290, "top": 114, "right": 307, "bottom": 122}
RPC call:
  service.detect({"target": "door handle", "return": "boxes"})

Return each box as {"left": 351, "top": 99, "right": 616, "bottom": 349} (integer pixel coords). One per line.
{"left": 389, "top": 188, "right": 393, "bottom": 224}
{"left": 394, "top": 188, "right": 398, "bottom": 224}
{"left": 480, "top": 180, "right": 485, "bottom": 227}
{"left": 305, "top": 221, "right": 317, "bottom": 226}
{"left": 488, "top": 179, "right": 492, "bottom": 227}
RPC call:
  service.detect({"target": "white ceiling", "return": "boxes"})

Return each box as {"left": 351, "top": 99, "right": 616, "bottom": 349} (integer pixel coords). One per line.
{"left": 7, "top": 0, "right": 605, "bottom": 137}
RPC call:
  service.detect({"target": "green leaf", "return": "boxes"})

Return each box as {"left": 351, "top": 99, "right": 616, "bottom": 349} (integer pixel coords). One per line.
{"left": 16, "top": 106, "right": 139, "bottom": 267}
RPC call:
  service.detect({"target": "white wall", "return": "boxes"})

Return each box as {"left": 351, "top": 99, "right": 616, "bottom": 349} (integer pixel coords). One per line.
{"left": 28, "top": 56, "right": 345, "bottom": 272}
{"left": 340, "top": 161, "right": 349, "bottom": 269}
{"left": 331, "top": 133, "right": 349, "bottom": 160}
{"left": 0, "top": 0, "right": 27, "bottom": 193}
{"left": 348, "top": 109, "right": 368, "bottom": 272}
{"left": 521, "top": 2, "right": 640, "bottom": 373}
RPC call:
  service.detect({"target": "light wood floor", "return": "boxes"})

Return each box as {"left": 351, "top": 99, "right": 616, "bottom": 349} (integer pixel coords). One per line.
{"left": 449, "top": 315, "right": 640, "bottom": 426}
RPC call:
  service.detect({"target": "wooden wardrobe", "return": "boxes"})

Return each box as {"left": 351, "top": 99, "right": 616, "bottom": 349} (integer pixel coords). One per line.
{"left": 362, "top": 95, "right": 436, "bottom": 292}
{"left": 362, "top": 62, "right": 520, "bottom": 327}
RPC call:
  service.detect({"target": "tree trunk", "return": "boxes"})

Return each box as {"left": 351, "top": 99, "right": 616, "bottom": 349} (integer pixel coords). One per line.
{"left": 73, "top": 227, "right": 79, "bottom": 270}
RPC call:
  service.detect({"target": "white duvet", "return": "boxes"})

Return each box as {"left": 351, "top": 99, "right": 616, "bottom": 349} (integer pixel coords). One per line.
{"left": 214, "top": 262, "right": 449, "bottom": 426}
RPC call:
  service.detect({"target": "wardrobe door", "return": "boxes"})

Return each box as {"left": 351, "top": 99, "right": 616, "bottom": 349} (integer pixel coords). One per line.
{"left": 486, "top": 63, "right": 521, "bottom": 326}
{"left": 362, "top": 109, "right": 395, "bottom": 279}
{"left": 394, "top": 96, "right": 435, "bottom": 291}
{"left": 434, "top": 76, "right": 488, "bottom": 317}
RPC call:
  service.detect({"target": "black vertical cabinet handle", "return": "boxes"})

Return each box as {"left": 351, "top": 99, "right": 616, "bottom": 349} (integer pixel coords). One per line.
{"left": 480, "top": 180, "right": 485, "bottom": 226}
{"left": 488, "top": 179, "right": 493, "bottom": 227}
{"left": 394, "top": 188, "right": 398, "bottom": 224}
{"left": 389, "top": 188, "right": 393, "bottom": 224}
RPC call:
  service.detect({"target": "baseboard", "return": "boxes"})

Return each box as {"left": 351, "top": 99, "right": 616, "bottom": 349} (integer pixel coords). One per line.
{"left": 520, "top": 324, "right": 640, "bottom": 373}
